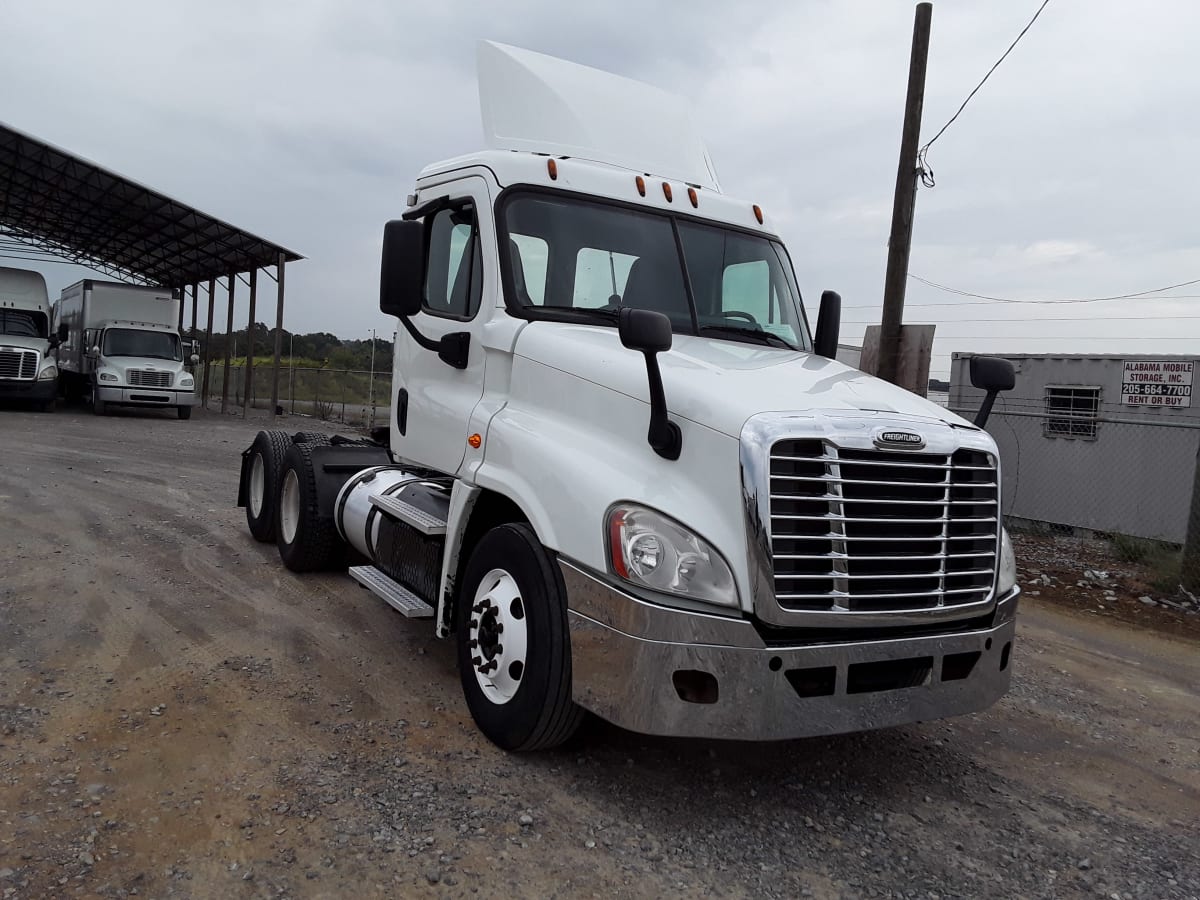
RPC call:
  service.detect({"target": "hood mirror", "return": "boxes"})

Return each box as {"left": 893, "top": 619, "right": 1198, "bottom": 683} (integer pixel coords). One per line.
{"left": 970, "top": 356, "right": 1016, "bottom": 427}
{"left": 619, "top": 308, "right": 681, "bottom": 460}
{"left": 813, "top": 290, "right": 841, "bottom": 359}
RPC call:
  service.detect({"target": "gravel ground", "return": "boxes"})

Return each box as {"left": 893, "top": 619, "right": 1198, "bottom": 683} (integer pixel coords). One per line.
{"left": 0, "top": 406, "right": 1197, "bottom": 899}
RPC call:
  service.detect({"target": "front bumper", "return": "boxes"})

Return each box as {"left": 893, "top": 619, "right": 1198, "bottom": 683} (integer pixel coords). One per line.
{"left": 96, "top": 386, "right": 197, "bottom": 407}
{"left": 0, "top": 379, "right": 56, "bottom": 402}
{"left": 562, "top": 560, "right": 1019, "bottom": 741}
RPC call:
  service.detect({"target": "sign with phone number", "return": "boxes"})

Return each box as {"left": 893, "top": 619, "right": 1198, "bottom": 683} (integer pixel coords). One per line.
{"left": 1121, "top": 360, "right": 1193, "bottom": 407}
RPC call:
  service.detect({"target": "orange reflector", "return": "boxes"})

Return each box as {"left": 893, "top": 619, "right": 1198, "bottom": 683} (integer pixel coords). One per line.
{"left": 635, "top": 175, "right": 646, "bottom": 196}
{"left": 662, "top": 182, "right": 673, "bottom": 202}
{"left": 468, "top": 433, "right": 482, "bottom": 449}
{"left": 547, "top": 158, "right": 558, "bottom": 180}
{"left": 688, "top": 187, "right": 698, "bottom": 208}
{"left": 753, "top": 204, "right": 764, "bottom": 224}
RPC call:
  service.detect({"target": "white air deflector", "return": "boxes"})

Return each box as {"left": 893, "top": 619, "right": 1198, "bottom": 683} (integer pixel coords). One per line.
{"left": 477, "top": 40, "right": 721, "bottom": 191}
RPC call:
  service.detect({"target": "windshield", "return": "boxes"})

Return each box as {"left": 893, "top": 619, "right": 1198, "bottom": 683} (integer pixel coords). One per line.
{"left": 500, "top": 193, "right": 811, "bottom": 350}
{"left": 0, "top": 309, "right": 48, "bottom": 339}
{"left": 101, "top": 328, "right": 181, "bottom": 361}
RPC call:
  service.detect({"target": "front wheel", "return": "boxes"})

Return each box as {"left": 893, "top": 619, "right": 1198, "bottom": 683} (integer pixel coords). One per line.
{"left": 91, "top": 384, "right": 106, "bottom": 416}
{"left": 177, "top": 405, "right": 192, "bottom": 420}
{"left": 456, "top": 524, "right": 584, "bottom": 751}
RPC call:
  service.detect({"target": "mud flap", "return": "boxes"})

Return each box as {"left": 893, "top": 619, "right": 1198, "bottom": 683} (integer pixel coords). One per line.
{"left": 236, "top": 445, "right": 254, "bottom": 508}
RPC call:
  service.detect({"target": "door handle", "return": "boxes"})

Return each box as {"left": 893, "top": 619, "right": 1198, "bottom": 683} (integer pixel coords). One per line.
{"left": 397, "top": 387, "right": 409, "bottom": 435}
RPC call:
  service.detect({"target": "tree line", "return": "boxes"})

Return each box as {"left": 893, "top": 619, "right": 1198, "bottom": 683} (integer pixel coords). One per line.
{"left": 183, "top": 323, "right": 394, "bottom": 370}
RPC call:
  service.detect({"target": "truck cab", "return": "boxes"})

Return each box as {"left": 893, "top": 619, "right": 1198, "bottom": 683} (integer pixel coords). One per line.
{"left": 0, "top": 266, "right": 63, "bottom": 411}
{"left": 238, "top": 43, "right": 1019, "bottom": 751}
{"left": 55, "top": 280, "right": 197, "bottom": 419}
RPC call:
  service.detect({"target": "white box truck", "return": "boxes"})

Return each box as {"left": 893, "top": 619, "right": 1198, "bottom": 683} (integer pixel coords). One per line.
{"left": 236, "top": 43, "right": 1020, "bottom": 751}
{"left": 0, "top": 266, "right": 64, "bottom": 412}
{"left": 55, "top": 280, "right": 197, "bottom": 419}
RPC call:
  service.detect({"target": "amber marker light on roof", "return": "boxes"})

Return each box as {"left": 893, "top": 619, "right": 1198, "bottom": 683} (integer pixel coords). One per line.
{"left": 468, "top": 433, "right": 482, "bottom": 449}
{"left": 753, "top": 204, "right": 764, "bottom": 224}
{"left": 687, "top": 187, "right": 699, "bottom": 208}
{"left": 547, "top": 158, "right": 558, "bottom": 180}
{"left": 662, "top": 182, "right": 673, "bottom": 202}
{"left": 635, "top": 175, "right": 646, "bottom": 196}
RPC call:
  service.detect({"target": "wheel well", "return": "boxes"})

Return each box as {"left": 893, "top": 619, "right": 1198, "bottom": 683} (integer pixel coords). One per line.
{"left": 447, "top": 490, "right": 531, "bottom": 632}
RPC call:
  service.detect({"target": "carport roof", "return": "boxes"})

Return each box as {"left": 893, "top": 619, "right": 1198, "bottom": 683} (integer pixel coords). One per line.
{"left": 0, "top": 120, "right": 303, "bottom": 288}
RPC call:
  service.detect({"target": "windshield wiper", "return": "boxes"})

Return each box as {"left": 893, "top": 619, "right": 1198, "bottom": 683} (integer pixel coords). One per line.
{"left": 697, "top": 324, "right": 797, "bottom": 350}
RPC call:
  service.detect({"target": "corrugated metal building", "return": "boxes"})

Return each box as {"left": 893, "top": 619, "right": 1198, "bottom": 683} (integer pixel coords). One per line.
{"left": 950, "top": 353, "right": 1200, "bottom": 543}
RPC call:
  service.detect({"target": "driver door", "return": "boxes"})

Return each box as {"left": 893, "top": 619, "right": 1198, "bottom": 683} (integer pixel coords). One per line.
{"left": 391, "top": 176, "right": 493, "bottom": 474}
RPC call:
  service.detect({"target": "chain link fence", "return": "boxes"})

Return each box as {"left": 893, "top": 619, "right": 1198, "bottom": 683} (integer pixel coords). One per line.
{"left": 202, "top": 363, "right": 391, "bottom": 429}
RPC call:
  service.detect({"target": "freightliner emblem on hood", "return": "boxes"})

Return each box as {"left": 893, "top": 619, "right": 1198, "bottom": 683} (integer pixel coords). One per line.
{"left": 874, "top": 429, "right": 926, "bottom": 450}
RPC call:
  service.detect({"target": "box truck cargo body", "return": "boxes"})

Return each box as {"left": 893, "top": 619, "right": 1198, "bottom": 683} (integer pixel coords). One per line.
{"left": 0, "top": 266, "right": 62, "bottom": 411}
{"left": 55, "top": 280, "right": 196, "bottom": 419}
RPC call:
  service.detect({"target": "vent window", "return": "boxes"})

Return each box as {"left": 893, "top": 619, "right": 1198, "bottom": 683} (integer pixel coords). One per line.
{"left": 1044, "top": 385, "right": 1100, "bottom": 439}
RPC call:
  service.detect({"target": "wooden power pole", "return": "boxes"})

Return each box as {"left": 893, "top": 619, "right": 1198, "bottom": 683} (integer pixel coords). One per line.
{"left": 878, "top": 2, "right": 933, "bottom": 386}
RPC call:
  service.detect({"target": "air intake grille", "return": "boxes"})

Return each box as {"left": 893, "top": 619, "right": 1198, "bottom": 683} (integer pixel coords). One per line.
{"left": 0, "top": 349, "right": 37, "bottom": 380}
{"left": 128, "top": 369, "right": 172, "bottom": 388}
{"left": 769, "top": 440, "right": 999, "bottom": 613}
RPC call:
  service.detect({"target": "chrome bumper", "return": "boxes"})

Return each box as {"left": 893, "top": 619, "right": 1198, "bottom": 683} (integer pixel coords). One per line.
{"left": 562, "top": 560, "right": 1019, "bottom": 741}
{"left": 96, "top": 386, "right": 197, "bottom": 407}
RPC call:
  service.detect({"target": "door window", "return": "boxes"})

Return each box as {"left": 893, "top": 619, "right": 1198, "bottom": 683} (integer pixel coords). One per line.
{"left": 424, "top": 205, "right": 483, "bottom": 319}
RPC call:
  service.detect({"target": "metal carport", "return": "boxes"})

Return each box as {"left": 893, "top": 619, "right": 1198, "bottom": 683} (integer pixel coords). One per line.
{"left": 0, "top": 119, "right": 303, "bottom": 417}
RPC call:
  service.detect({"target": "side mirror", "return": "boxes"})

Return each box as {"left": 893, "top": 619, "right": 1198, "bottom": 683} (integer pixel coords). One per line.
{"left": 190, "top": 354, "right": 200, "bottom": 366}
{"left": 813, "top": 290, "right": 841, "bottom": 359}
{"left": 379, "top": 219, "right": 425, "bottom": 318}
{"left": 969, "top": 356, "right": 1016, "bottom": 428}
{"left": 618, "top": 308, "right": 681, "bottom": 460}
{"left": 57, "top": 323, "right": 69, "bottom": 342}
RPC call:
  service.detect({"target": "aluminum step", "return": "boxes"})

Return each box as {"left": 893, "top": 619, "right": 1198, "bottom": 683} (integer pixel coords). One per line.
{"left": 348, "top": 565, "right": 434, "bottom": 618}
{"left": 369, "top": 493, "right": 447, "bottom": 536}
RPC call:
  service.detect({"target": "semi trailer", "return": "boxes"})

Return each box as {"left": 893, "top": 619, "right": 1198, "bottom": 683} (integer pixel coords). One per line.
{"left": 54, "top": 280, "right": 197, "bottom": 418}
{"left": 0, "top": 266, "right": 65, "bottom": 411}
{"left": 237, "top": 42, "right": 1020, "bottom": 751}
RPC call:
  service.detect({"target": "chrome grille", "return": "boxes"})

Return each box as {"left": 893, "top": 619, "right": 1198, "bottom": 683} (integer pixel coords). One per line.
{"left": 127, "top": 369, "right": 172, "bottom": 388}
{"left": 768, "top": 440, "right": 999, "bottom": 613}
{"left": 0, "top": 348, "right": 37, "bottom": 380}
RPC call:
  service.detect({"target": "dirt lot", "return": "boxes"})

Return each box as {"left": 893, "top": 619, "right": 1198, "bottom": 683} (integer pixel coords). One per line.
{"left": 1, "top": 407, "right": 1197, "bottom": 899}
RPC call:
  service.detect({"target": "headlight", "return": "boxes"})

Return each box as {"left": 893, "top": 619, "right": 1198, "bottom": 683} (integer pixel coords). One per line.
{"left": 997, "top": 528, "right": 1017, "bottom": 594}
{"left": 99, "top": 372, "right": 119, "bottom": 382}
{"left": 37, "top": 365, "right": 58, "bottom": 381}
{"left": 607, "top": 505, "right": 738, "bottom": 608}
{"left": 178, "top": 375, "right": 194, "bottom": 388}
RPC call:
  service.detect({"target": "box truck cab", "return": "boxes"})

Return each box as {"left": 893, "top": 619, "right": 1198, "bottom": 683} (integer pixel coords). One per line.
{"left": 0, "top": 266, "right": 63, "bottom": 411}
{"left": 55, "top": 280, "right": 197, "bottom": 419}
{"left": 238, "top": 43, "right": 1019, "bottom": 751}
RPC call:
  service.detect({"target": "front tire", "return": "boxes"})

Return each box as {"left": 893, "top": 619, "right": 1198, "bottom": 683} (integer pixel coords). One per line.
{"left": 275, "top": 441, "right": 344, "bottom": 572}
{"left": 177, "top": 405, "right": 192, "bottom": 420}
{"left": 91, "top": 383, "right": 106, "bottom": 416}
{"left": 456, "top": 524, "right": 584, "bottom": 751}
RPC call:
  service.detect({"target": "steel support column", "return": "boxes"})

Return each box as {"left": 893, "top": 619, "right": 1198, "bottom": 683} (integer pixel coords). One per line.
{"left": 270, "top": 252, "right": 285, "bottom": 421}
{"left": 220, "top": 274, "right": 235, "bottom": 413}
{"left": 201, "top": 277, "right": 215, "bottom": 409}
{"left": 243, "top": 268, "right": 257, "bottom": 417}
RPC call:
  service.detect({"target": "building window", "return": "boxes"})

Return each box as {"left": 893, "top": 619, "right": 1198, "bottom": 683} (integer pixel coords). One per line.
{"left": 1044, "top": 386, "right": 1100, "bottom": 439}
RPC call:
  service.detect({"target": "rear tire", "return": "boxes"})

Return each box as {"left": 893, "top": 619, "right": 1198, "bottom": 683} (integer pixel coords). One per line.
{"left": 456, "top": 523, "right": 584, "bottom": 751}
{"left": 177, "top": 405, "right": 192, "bottom": 420}
{"left": 275, "top": 441, "right": 345, "bottom": 572}
{"left": 244, "top": 430, "right": 292, "bottom": 542}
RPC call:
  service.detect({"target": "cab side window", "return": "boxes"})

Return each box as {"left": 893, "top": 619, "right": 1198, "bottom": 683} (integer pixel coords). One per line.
{"left": 424, "top": 205, "right": 483, "bottom": 319}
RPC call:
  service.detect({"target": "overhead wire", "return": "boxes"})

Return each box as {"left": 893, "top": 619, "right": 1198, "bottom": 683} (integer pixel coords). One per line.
{"left": 917, "top": 0, "right": 1053, "bottom": 187}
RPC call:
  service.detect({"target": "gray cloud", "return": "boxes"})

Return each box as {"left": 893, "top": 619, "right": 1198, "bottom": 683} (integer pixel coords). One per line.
{"left": 3, "top": 0, "right": 1198, "bottom": 376}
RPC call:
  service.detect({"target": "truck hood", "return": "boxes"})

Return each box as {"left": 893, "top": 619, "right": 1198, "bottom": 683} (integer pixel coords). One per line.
{"left": 0, "top": 334, "right": 49, "bottom": 354}
{"left": 513, "top": 322, "right": 971, "bottom": 438}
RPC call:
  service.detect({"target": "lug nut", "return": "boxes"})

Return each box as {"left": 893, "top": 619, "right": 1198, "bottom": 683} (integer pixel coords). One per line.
{"left": 470, "top": 619, "right": 478, "bottom": 629}
{"left": 469, "top": 639, "right": 478, "bottom": 649}
{"left": 494, "top": 624, "right": 504, "bottom": 634}
{"left": 472, "top": 656, "right": 481, "bottom": 666}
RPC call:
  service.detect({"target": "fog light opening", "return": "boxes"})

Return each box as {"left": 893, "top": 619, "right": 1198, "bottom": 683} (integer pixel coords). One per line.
{"left": 999, "top": 641, "right": 1012, "bottom": 672}
{"left": 941, "top": 651, "right": 981, "bottom": 682}
{"left": 672, "top": 670, "right": 718, "bottom": 705}
{"left": 768, "top": 656, "right": 782, "bottom": 672}
{"left": 785, "top": 666, "right": 837, "bottom": 699}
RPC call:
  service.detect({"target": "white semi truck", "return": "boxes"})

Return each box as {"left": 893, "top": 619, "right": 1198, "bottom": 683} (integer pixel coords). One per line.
{"left": 55, "top": 280, "right": 197, "bottom": 419}
{"left": 0, "top": 266, "right": 65, "bottom": 412}
{"left": 238, "top": 43, "right": 1020, "bottom": 751}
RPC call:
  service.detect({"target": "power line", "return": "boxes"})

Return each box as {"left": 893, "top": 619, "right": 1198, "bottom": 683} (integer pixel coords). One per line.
{"left": 908, "top": 273, "right": 1200, "bottom": 304}
{"left": 918, "top": 0, "right": 1052, "bottom": 187}
{"left": 844, "top": 314, "right": 1200, "bottom": 324}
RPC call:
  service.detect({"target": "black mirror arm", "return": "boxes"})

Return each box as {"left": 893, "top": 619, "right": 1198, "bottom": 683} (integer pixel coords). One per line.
{"left": 641, "top": 351, "right": 682, "bottom": 460}
{"left": 974, "top": 392, "right": 998, "bottom": 428}
{"left": 399, "top": 314, "right": 439, "bottom": 353}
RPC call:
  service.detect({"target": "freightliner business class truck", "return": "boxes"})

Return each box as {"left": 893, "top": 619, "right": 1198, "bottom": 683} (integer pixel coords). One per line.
{"left": 55, "top": 280, "right": 198, "bottom": 419}
{"left": 0, "top": 267, "right": 64, "bottom": 411}
{"left": 237, "top": 43, "right": 1020, "bottom": 751}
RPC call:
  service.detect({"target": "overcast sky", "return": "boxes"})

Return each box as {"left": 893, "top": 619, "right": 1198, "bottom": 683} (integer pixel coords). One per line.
{"left": 3, "top": 0, "right": 1198, "bottom": 377}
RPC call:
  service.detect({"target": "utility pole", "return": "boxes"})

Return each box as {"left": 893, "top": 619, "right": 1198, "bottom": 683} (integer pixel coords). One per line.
{"left": 878, "top": 1, "right": 933, "bottom": 386}
{"left": 368, "top": 328, "right": 377, "bottom": 431}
